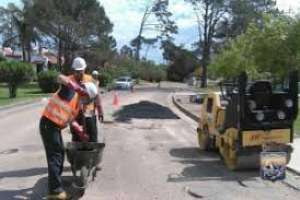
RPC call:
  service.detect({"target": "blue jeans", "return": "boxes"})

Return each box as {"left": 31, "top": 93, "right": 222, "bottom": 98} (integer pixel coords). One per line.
{"left": 39, "top": 116, "right": 64, "bottom": 194}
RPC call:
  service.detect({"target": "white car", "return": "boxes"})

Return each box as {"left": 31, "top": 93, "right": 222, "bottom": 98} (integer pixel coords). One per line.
{"left": 115, "top": 77, "right": 134, "bottom": 89}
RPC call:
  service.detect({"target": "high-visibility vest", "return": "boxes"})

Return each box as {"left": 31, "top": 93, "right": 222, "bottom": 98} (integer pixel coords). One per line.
{"left": 42, "top": 77, "right": 80, "bottom": 128}
{"left": 69, "top": 74, "right": 97, "bottom": 116}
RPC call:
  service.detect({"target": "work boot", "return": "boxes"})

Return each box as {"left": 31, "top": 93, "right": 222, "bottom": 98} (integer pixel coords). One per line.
{"left": 47, "top": 191, "right": 71, "bottom": 200}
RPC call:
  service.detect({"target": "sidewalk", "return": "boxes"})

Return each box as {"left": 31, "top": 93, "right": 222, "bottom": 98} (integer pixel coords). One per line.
{"left": 289, "top": 139, "right": 300, "bottom": 174}
{"left": 172, "top": 92, "right": 300, "bottom": 174}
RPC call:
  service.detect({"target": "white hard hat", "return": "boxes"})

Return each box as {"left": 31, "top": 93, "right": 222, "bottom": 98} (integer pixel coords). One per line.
{"left": 83, "top": 82, "right": 98, "bottom": 99}
{"left": 72, "top": 57, "right": 87, "bottom": 71}
{"left": 92, "top": 70, "right": 99, "bottom": 76}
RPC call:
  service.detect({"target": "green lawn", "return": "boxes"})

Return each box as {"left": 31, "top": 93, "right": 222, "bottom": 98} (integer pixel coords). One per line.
{"left": 0, "top": 82, "right": 48, "bottom": 106}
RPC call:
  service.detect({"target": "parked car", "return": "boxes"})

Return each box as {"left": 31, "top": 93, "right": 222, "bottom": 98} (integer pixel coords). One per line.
{"left": 114, "top": 76, "right": 134, "bottom": 90}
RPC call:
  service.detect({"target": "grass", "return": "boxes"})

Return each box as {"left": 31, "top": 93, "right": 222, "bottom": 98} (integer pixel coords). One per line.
{"left": 0, "top": 82, "right": 48, "bottom": 106}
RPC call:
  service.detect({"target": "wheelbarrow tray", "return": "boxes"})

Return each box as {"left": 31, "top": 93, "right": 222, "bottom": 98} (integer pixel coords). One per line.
{"left": 66, "top": 142, "right": 105, "bottom": 171}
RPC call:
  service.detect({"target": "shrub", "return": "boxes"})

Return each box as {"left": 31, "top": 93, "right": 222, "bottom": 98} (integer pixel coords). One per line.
{"left": 0, "top": 60, "right": 34, "bottom": 98}
{"left": 98, "top": 69, "right": 114, "bottom": 87}
{"left": 38, "top": 70, "right": 60, "bottom": 93}
{"left": 0, "top": 54, "right": 6, "bottom": 62}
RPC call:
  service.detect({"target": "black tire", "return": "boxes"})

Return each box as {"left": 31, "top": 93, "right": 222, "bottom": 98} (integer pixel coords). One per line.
{"left": 203, "top": 126, "right": 212, "bottom": 151}
{"left": 92, "top": 169, "right": 97, "bottom": 181}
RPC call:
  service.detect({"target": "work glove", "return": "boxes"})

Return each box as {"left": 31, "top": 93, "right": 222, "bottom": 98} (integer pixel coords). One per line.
{"left": 71, "top": 121, "right": 89, "bottom": 142}
{"left": 68, "top": 81, "right": 88, "bottom": 97}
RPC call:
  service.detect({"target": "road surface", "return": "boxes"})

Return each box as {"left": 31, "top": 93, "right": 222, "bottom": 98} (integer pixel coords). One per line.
{"left": 0, "top": 84, "right": 300, "bottom": 200}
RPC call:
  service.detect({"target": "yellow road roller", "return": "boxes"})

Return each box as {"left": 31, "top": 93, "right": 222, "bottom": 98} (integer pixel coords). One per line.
{"left": 197, "top": 72, "right": 298, "bottom": 170}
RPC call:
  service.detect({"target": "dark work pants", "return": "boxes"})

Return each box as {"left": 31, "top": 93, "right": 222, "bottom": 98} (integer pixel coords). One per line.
{"left": 71, "top": 115, "right": 98, "bottom": 142}
{"left": 39, "top": 116, "right": 64, "bottom": 194}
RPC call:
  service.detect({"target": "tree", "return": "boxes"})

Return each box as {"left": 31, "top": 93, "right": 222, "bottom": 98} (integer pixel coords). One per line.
{"left": 131, "top": 0, "right": 177, "bottom": 61}
{"left": 218, "top": 0, "right": 278, "bottom": 38}
{"left": 0, "top": 0, "right": 40, "bottom": 62}
{"left": 162, "top": 40, "right": 199, "bottom": 81}
{"left": 120, "top": 45, "right": 134, "bottom": 58}
{"left": 31, "top": 0, "right": 115, "bottom": 71}
{"left": 285, "top": 18, "right": 300, "bottom": 70}
{"left": 0, "top": 60, "right": 34, "bottom": 98}
{"left": 210, "top": 15, "right": 292, "bottom": 80}
{"left": 186, "top": 0, "right": 228, "bottom": 88}
{"left": 0, "top": 5, "right": 18, "bottom": 50}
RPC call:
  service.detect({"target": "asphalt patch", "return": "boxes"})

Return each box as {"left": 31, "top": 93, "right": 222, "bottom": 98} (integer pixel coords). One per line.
{"left": 113, "top": 101, "right": 180, "bottom": 122}
{"left": 0, "top": 148, "right": 19, "bottom": 155}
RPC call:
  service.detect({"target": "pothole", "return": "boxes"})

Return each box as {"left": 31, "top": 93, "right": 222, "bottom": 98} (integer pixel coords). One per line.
{"left": 0, "top": 148, "right": 19, "bottom": 155}
{"left": 237, "top": 180, "right": 248, "bottom": 187}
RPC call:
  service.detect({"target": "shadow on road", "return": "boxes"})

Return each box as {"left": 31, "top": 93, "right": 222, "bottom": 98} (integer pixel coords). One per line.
{"left": 0, "top": 166, "right": 71, "bottom": 179}
{"left": 113, "top": 101, "right": 180, "bottom": 122}
{"left": 0, "top": 175, "right": 84, "bottom": 200}
{"left": 0, "top": 167, "right": 48, "bottom": 179}
{"left": 168, "top": 147, "right": 259, "bottom": 183}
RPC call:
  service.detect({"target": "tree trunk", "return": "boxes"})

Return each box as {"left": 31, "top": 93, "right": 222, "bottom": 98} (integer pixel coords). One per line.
{"left": 22, "top": 44, "right": 26, "bottom": 62}
{"left": 58, "top": 38, "right": 62, "bottom": 71}
{"left": 9, "top": 84, "right": 17, "bottom": 98}
{"left": 135, "top": 38, "right": 141, "bottom": 61}
{"left": 201, "top": 56, "right": 208, "bottom": 88}
{"left": 62, "top": 46, "right": 72, "bottom": 74}
{"left": 201, "top": 2, "right": 209, "bottom": 88}
{"left": 26, "top": 41, "right": 31, "bottom": 63}
{"left": 135, "top": 7, "right": 149, "bottom": 61}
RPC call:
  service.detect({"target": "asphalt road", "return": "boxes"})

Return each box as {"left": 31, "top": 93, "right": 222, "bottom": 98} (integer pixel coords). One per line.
{"left": 0, "top": 85, "right": 300, "bottom": 200}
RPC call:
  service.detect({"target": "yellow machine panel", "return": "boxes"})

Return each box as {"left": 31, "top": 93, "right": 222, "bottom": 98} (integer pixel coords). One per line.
{"left": 242, "top": 129, "right": 290, "bottom": 147}
{"left": 196, "top": 71, "right": 298, "bottom": 170}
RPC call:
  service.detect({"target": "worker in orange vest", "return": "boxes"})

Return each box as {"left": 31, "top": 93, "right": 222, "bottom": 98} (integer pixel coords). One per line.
{"left": 39, "top": 58, "right": 98, "bottom": 200}
{"left": 69, "top": 58, "right": 104, "bottom": 143}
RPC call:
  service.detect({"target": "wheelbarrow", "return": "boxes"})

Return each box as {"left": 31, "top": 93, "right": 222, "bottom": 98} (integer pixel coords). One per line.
{"left": 65, "top": 142, "right": 105, "bottom": 190}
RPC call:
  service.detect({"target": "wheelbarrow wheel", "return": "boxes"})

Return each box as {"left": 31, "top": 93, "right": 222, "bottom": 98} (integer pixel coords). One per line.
{"left": 92, "top": 168, "right": 97, "bottom": 181}
{"left": 71, "top": 165, "right": 76, "bottom": 177}
{"left": 80, "top": 166, "right": 89, "bottom": 188}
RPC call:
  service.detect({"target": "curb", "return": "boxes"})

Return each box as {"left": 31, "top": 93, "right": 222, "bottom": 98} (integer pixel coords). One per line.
{"left": 0, "top": 98, "right": 43, "bottom": 111}
{"left": 172, "top": 94, "right": 199, "bottom": 122}
{"left": 172, "top": 93, "right": 300, "bottom": 176}
{"left": 287, "top": 166, "right": 300, "bottom": 176}
{"left": 0, "top": 90, "right": 108, "bottom": 112}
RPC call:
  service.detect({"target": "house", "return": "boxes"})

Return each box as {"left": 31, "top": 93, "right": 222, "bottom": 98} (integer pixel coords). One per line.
{"left": 32, "top": 51, "right": 61, "bottom": 73}
{"left": 2, "top": 47, "right": 22, "bottom": 61}
{"left": 2, "top": 46, "right": 61, "bottom": 73}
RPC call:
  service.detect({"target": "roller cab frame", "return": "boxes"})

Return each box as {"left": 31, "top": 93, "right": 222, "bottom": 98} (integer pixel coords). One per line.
{"left": 197, "top": 71, "right": 298, "bottom": 170}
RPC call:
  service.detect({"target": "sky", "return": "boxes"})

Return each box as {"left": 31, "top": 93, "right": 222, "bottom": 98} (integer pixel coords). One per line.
{"left": 99, "top": 0, "right": 300, "bottom": 62}
{"left": 1, "top": 0, "right": 300, "bottom": 62}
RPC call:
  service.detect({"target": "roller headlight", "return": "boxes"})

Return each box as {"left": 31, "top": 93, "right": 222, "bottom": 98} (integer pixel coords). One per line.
{"left": 256, "top": 112, "right": 265, "bottom": 121}
{"left": 277, "top": 110, "right": 286, "bottom": 120}
{"left": 285, "top": 99, "right": 293, "bottom": 108}
{"left": 248, "top": 100, "right": 256, "bottom": 111}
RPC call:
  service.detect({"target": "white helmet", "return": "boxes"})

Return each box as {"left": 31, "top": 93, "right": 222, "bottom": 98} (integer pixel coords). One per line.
{"left": 72, "top": 57, "right": 87, "bottom": 71}
{"left": 92, "top": 70, "right": 99, "bottom": 76}
{"left": 83, "top": 82, "right": 98, "bottom": 99}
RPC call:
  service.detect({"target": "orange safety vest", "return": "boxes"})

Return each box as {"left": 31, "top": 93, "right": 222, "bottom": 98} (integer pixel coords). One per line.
{"left": 42, "top": 75, "right": 82, "bottom": 128}
{"left": 69, "top": 74, "right": 97, "bottom": 115}
{"left": 42, "top": 92, "right": 80, "bottom": 129}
